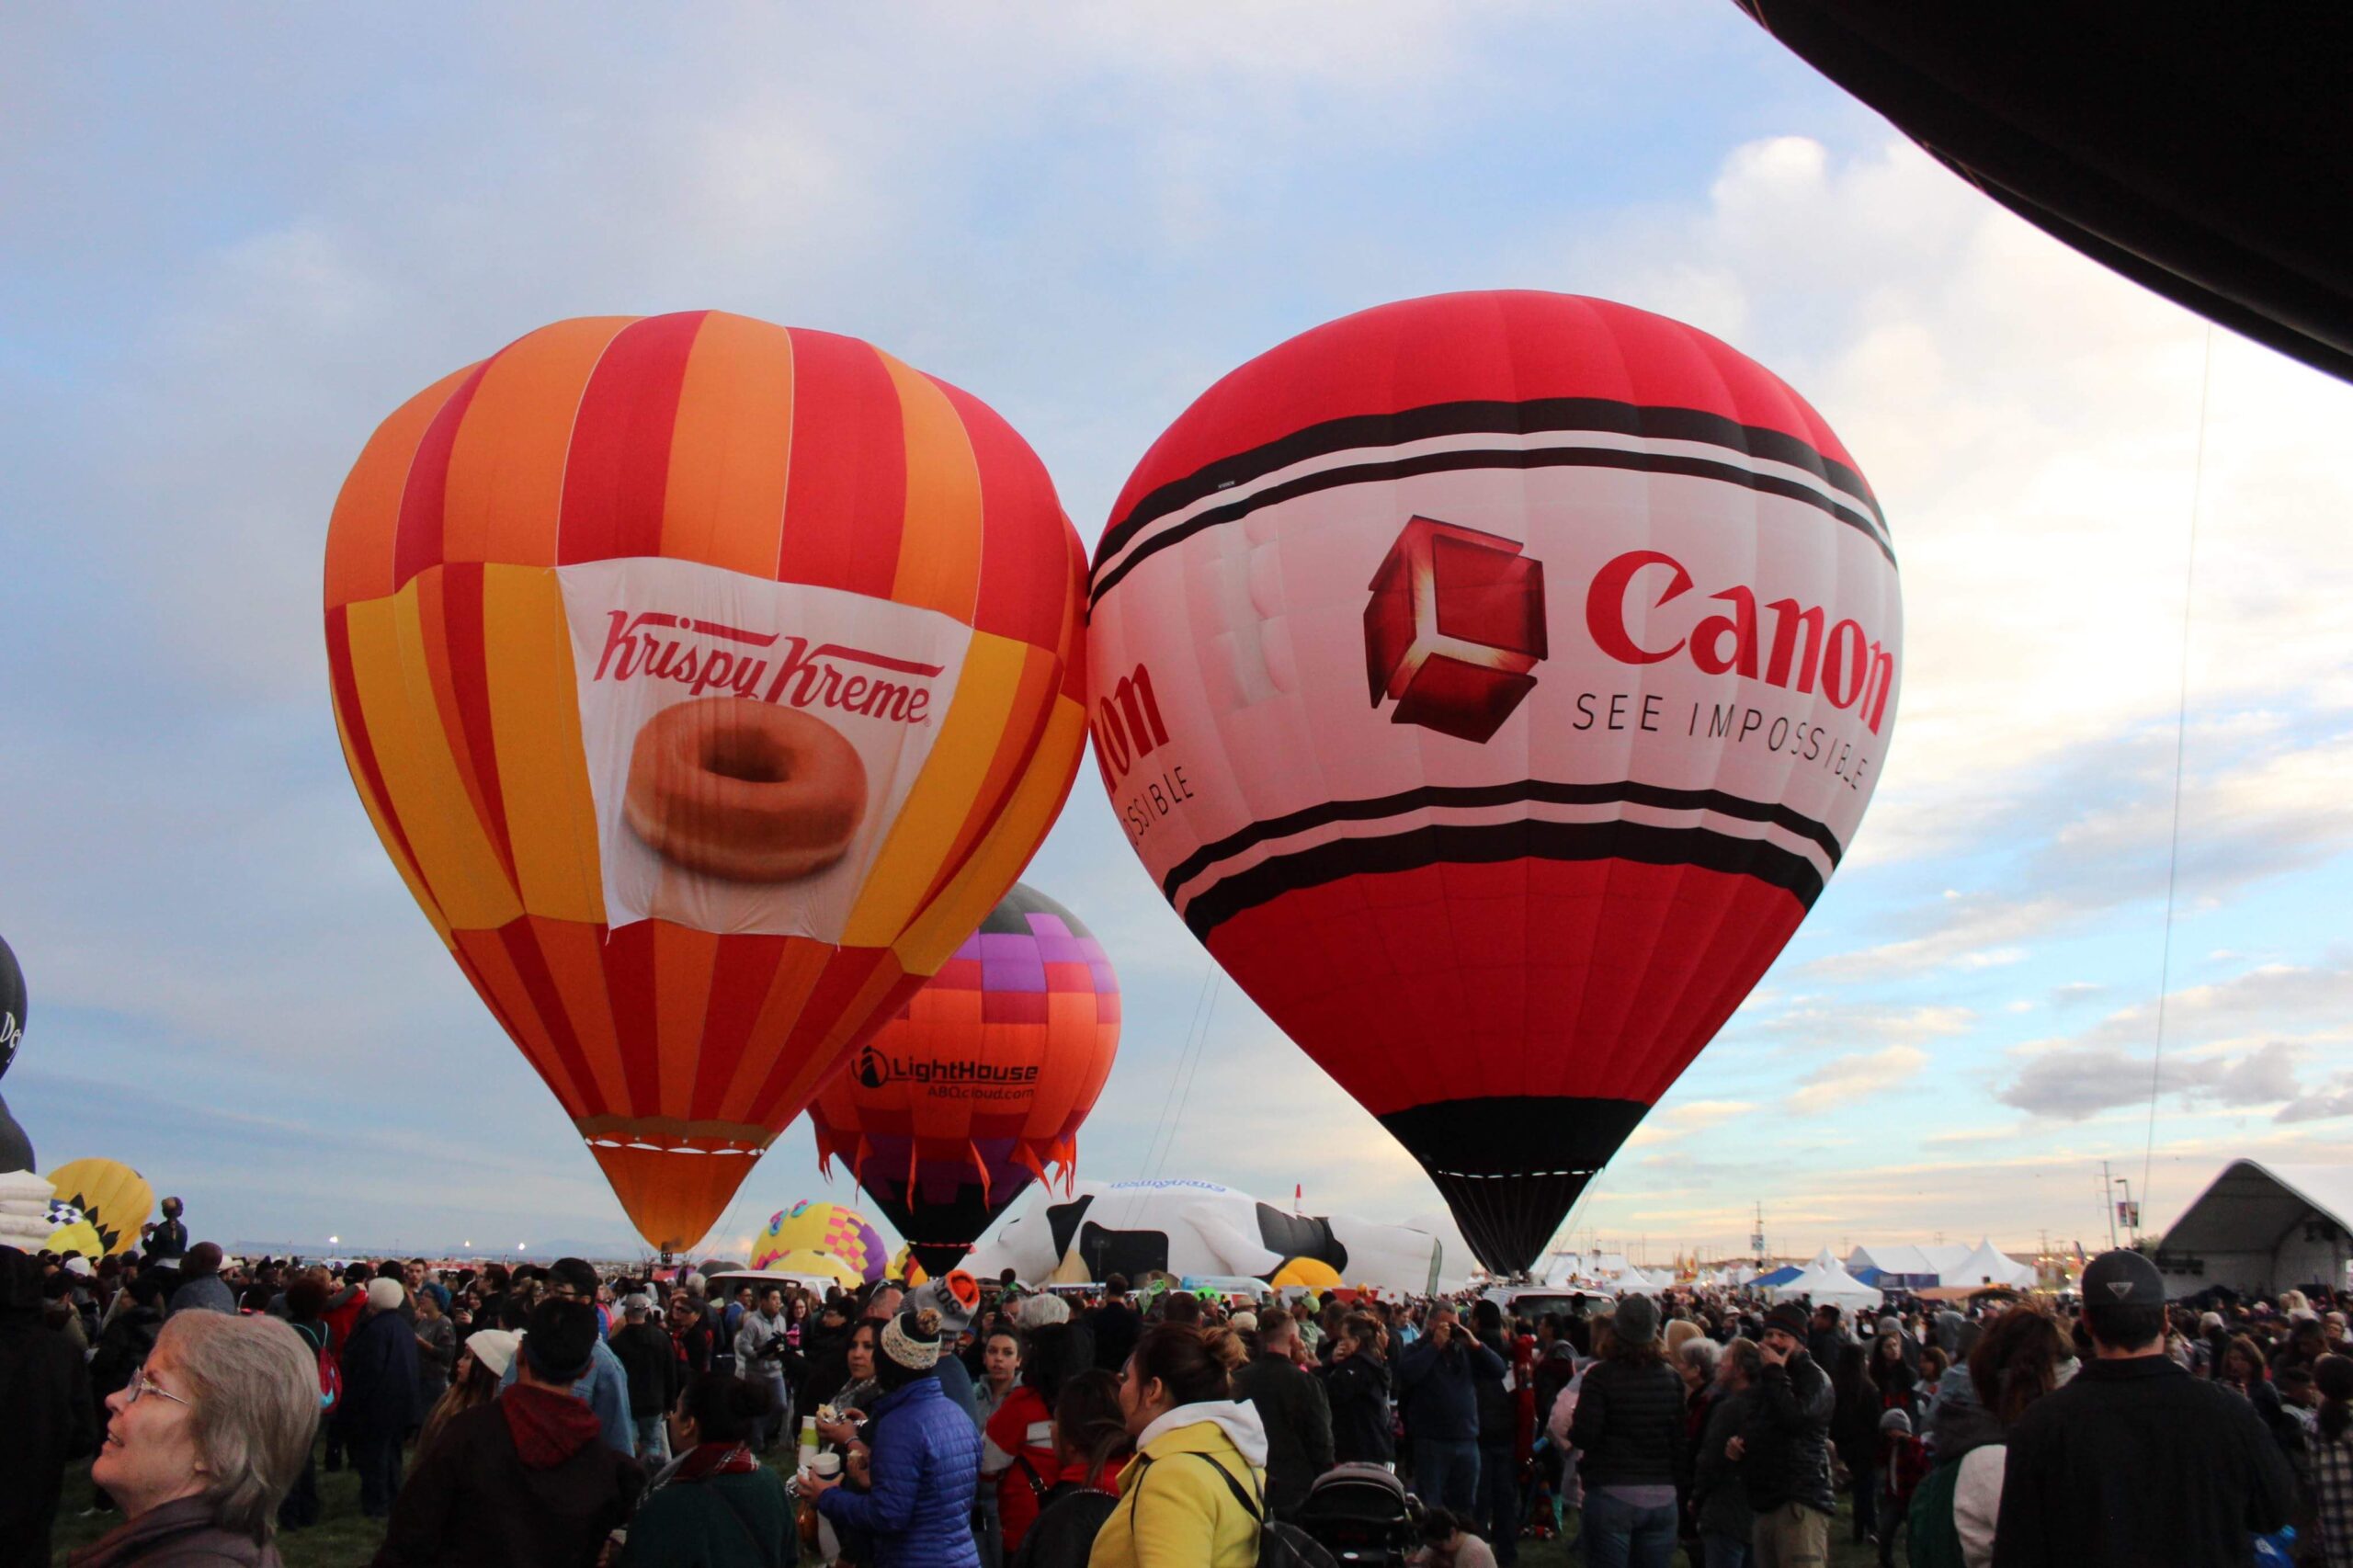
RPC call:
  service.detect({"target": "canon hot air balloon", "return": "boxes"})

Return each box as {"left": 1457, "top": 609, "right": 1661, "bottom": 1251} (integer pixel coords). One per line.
{"left": 324, "top": 312, "right": 1089, "bottom": 1254}
{"left": 808, "top": 882, "right": 1120, "bottom": 1276}
{"left": 1087, "top": 292, "right": 1902, "bottom": 1275}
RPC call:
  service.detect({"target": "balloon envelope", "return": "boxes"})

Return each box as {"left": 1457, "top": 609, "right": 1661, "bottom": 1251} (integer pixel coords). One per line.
{"left": 809, "top": 882, "right": 1120, "bottom": 1276}
{"left": 1086, "top": 291, "right": 1901, "bottom": 1273}
{"left": 749, "top": 1199, "right": 887, "bottom": 1284}
{"left": 324, "top": 312, "right": 1088, "bottom": 1252}
{"left": 0, "top": 1093, "right": 32, "bottom": 1174}
{"left": 0, "top": 933, "right": 23, "bottom": 1083}
{"left": 1736, "top": 4, "right": 2353, "bottom": 384}
{"left": 44, "top": 1157, "right": 155, "bottom": 1256}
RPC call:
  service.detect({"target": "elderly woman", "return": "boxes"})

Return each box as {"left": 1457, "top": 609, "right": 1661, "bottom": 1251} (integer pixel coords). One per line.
{"left": 1672, "top": 1335, "right": 1722, "bottom": 1560}
{"left": 72, "top": 1310, "right": 320, "bottom": 1566}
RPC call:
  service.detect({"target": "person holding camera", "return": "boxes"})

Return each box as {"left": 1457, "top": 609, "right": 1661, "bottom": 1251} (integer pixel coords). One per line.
{"left": 737, "top": 1286, "right": 800, "bottom": 1452}
{"left": 1397, "top": 1303, "right": 1508, "bottom": 1514}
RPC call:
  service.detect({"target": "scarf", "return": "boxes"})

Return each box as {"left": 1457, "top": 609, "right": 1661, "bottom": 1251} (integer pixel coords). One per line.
{"left": 675, "top": 1440, "right": 761, "bottom": 1483}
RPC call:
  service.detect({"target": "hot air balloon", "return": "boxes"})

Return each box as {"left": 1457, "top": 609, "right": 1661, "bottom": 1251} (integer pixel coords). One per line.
{"left": 808, "top": 882, "right": 1120, "bottom": 1276}
{"left": 0, "top": 1095, "right": 32, "bottom": 1175}
{"left": 1735, "top": 5, "right": 2353, "bottom": 384}
{"left": 749, "top": 1199, "right": 887, "bottom": 1284}
{"left": 1086, "top": 291, "right": 1901, "bottom": 1275}
{"left": 324, "top": 312, "right": 1089, "bottom": 1253}
{"left": 0, "top": 933, "right": 24, "bottom": 1083}
{"left": 45, "top": 1157, "right": 156, "bottom": 1256}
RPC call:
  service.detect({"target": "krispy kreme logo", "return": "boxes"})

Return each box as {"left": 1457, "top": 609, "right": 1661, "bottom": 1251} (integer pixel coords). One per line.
{"left": 594, "top": 611, "right": 944, "bottom": 725}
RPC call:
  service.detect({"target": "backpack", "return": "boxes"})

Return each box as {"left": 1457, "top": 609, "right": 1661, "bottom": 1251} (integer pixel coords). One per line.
{"left": 294, "top": 1320, "right": 341, "bottom": 1413}
{"left": 1130, "top": 1449, "right": 1339, "bottom": 1568}
{"left": 1904, "top": 1459, "right": 1966, "bottom": 1568}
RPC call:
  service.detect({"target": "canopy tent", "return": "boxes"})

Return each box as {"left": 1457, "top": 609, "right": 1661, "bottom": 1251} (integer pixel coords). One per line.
{"left": 1949, "top": 1239, "right": 2036, "bottom": 1290}
{"left": 1766, "top": 1258, "right": 1884, "bottom": 1312}
{"left": 1754, "top": 1264, "right": 1804, "bottom": 1289}
{"left": 1537, "top": 1251, "right": 1663, "bottom": 1288}
{"left": 1846, "top": 1243, "right": 1949, "bottom": 1289}
{"left": 2156, "top": 1160, "right": 2353, "bottom": 1299}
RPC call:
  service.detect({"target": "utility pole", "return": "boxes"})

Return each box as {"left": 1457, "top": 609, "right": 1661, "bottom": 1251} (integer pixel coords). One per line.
{"left": 2102, "top": 1161, "right": 2119, "bottom": 1249}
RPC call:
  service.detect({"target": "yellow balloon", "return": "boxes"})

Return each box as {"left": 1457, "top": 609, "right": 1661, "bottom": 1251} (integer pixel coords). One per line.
{"left": 47, "top": 1219, "right": 106, "bottom": 1258}
{"left": 759, "top": 1250, "right": 865, "bottom": 1289}
{"left": 44, "top": 1159, "right": 154, "bottom": 1256}
{"left": 1271, "top": 1256, "right": 1342, "bottom": 1290}
{"left": 889, "top": 1244, "right": 930, "bottom": 1287}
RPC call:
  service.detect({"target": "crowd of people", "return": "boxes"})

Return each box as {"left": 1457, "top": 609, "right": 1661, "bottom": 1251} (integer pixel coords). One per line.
{"left": 7, "top": 1215, "right": 2353, "bottom": 1568}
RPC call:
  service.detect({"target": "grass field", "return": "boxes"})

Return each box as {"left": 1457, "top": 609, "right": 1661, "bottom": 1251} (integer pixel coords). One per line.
{"left": 51, "top": 1454, "right": 1891, "bottom": 1566}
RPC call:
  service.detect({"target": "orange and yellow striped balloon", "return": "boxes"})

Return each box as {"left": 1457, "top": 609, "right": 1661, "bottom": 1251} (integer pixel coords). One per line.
{"left": 323, "top": 311, "right": 1088, "bottom": 1253}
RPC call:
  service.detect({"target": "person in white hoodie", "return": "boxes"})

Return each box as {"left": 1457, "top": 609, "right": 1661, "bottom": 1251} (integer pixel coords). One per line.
{"left": 1092, "top": 1321, "right": 1268, "bottom": 1568}
{"left": 1907, "top": 1304, "right": 2073, "bottom": 1568}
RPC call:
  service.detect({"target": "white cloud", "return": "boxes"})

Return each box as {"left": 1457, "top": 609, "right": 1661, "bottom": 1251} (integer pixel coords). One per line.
{"left": 1787, "top": 1045, "right": 1928, "bottom": 1114}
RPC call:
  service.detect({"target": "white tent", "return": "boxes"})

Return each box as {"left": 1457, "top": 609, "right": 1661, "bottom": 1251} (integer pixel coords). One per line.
{"left": 1847, "top": 1244, "right": 1947, "bottom": 1280}
{"left": 1615, "top": 1266, "right": 1668, "bottom": 1291}
{"left": 1766, "top": 1257, "right": 1884, "bottom": 1312}
{"left": 1808, "top": 1246, "right": 1840, "bottom": 1270}
{"left": 1949, "top": 1238, "right": 2035, "bottom": 1290}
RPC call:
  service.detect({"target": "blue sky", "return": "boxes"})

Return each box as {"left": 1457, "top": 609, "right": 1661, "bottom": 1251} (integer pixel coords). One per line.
{"left": 5, "top": 3, "right": 2349, "bottom": 1266}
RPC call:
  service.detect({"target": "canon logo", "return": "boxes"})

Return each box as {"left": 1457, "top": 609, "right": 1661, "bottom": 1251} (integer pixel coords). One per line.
{"left": 594, "top": 611, "right": 943, "bottom": 724}
{"left": 1585, "top": 550, "right": 1895, "bottom": 734}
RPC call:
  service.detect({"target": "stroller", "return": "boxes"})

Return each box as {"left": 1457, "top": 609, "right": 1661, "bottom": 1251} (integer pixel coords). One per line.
{"left": 1297, "top": 1463, "right": 1422, "bottom": 1566}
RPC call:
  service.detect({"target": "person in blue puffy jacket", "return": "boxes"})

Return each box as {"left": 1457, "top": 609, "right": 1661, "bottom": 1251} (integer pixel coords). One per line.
{"left": 808, "top": 1305, "right": 983, "bottom": 1568}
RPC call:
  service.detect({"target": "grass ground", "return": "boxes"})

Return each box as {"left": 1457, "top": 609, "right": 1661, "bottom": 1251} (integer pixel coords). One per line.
{"left": 51, "top": 1454, "right": 1890, "bottom": 1566}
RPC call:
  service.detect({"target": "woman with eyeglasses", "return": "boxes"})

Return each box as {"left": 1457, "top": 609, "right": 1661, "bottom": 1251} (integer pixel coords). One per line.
{"left": 72, "top": 1310, "right": 321, "bottom": 1566}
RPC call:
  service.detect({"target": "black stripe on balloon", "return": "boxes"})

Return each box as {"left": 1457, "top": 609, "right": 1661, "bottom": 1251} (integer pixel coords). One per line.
{"left": 1093, "top": 395, "right": 1889, "bottom": 574}
{"left": 1088, "top": 442, "right": 1894, "bottom": 608}
{"left": 1378, "top": 1096, "right": 1652, "bottom": 1276}
{"left": 1157, "top": 779, "right": 1843, "bottom": 907}
{"left": 1179, "top": 817, "right": 1822, "bottom": 943}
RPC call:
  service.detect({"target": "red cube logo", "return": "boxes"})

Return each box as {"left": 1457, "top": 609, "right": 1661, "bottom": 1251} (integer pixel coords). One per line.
{"left": 1364, "top": 517, "right": 1547, "bottom": 744}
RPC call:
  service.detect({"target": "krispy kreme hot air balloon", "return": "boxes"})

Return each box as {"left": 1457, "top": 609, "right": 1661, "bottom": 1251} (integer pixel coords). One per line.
{"left": 808, "top": 881, "right": 1120, "bottom": 1276}
{"left": 325, "top": 312, "right": 1088, "bottom": 1253}
{"left": 1087, "top": 291, "right": 1901, "bottom": 1275}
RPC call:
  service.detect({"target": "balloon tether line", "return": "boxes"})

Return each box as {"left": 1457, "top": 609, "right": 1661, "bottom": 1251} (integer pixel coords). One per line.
{"left": 1150, "top": 971, "right": 1222, "bottom": 1183}
{"left": 2141, "top": 324, "right": 2212, "bottom": 1227}
{"left": 1139, "top": 957, "right": 1218, "bottom": 1179}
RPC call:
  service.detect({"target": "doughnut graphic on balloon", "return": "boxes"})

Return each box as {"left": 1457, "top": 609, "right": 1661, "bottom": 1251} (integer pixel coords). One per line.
{"left": 621, "top": 698, "right": 867, "bottom": 882}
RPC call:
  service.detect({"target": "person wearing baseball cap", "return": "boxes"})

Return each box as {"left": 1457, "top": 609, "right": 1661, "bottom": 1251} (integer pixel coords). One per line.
{"left": 608, "top": 1290, "right": 681, "bottom": 1465}
{"left": 1735, "top": 1299, "right": 1836, "bottom": 1565}
{"left": 1990, "top": 1249, "right": 2293, "bottom": 1566}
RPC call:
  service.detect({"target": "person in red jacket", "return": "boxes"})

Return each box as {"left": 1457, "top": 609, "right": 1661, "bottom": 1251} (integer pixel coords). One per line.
{"left": 1874, "top": 1407, "right": 1927, "bottom": 1567}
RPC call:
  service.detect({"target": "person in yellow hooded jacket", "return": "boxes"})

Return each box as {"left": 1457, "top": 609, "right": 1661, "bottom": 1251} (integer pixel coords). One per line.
{"left": 1087, "top": 1321, "right": 1270, "bottom": 1568}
